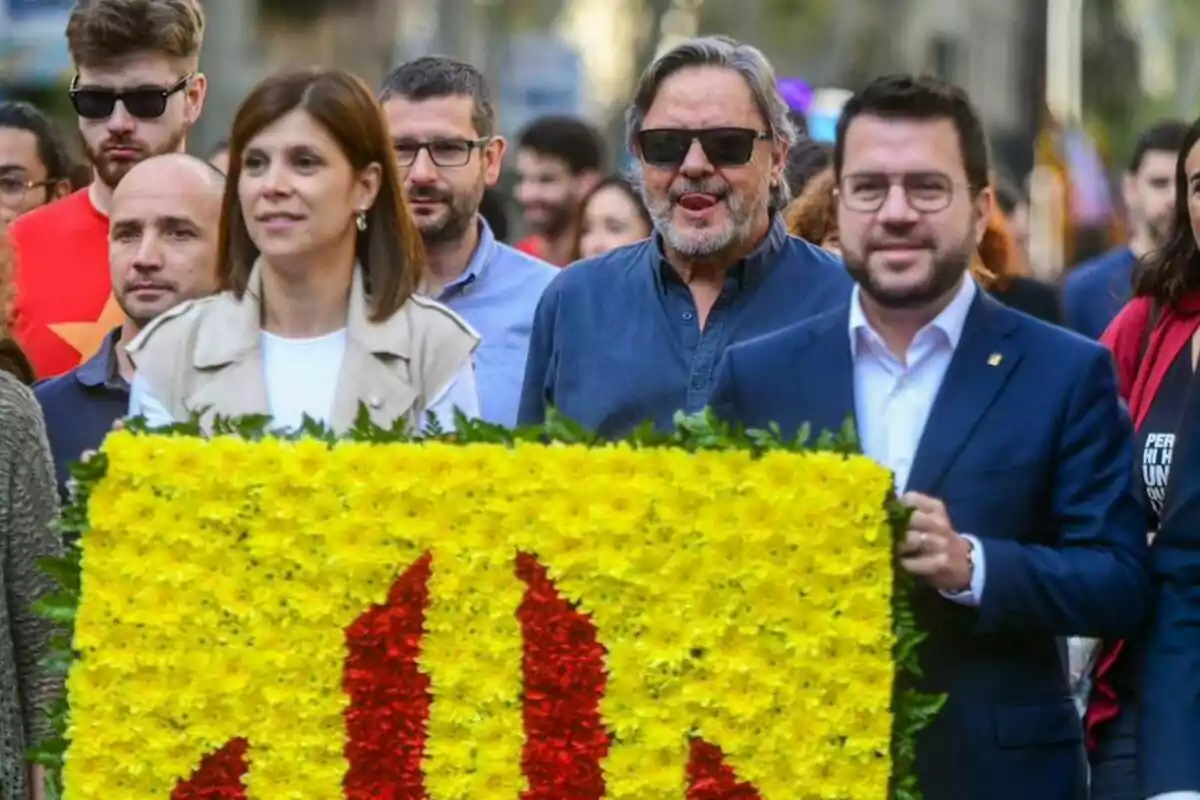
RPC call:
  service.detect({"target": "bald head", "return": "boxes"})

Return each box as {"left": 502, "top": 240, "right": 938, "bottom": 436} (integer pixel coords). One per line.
{"left": 110, "top": 153, "right": 223, "bottom": 329}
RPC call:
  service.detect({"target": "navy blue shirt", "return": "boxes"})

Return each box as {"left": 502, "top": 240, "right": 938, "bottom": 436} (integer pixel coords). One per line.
{"left": 35, "top": 328, "right": 129, "bottom": 499}
{"left": 1061, "top": 246, "right": 1137, "bottom": 339}
{"left": 517, "top": 216, "right": 853, "bottom": 437}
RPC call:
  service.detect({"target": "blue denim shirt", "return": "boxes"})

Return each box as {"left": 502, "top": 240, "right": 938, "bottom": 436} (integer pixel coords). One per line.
{"left": 518, "top": 216, "right": 853, "bottom": 437}
{"left": 35, "top": 327, "right": 129, "bottom": 500}
{"left": 438, "top": 217, "right": 557, "bottom": 427}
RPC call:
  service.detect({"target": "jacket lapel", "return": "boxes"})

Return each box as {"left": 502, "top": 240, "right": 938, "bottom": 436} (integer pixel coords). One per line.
{"left": 903, "top": 295, "right": 1023, "bottom": 495}
{"left": 796, "top": 305, "right": 857, "bottom": 442}
{"left": 330, "top": 267, "right": 419, "bottom": 433}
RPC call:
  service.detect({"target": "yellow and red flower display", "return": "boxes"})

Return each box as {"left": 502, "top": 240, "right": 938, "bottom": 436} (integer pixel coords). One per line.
{"left": 59, "top": 430, "right": 904, "bottom": 799}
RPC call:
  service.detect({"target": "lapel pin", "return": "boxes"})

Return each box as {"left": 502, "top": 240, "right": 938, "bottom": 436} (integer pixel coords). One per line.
{"left": 987, "top": 353, "right": 1003, "bottom": 366}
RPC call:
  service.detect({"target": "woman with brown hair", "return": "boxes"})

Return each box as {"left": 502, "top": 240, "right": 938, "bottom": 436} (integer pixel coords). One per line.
{"left": 0, "top": 237, "right": 35, "bottom": 384}
{"left": 571, "top": 176, "right": 652, "bottom": 261}
{"left": 784, "top": 167, "right": 1061, "bottom": 323}
{"left": 127, "top": 68, "right": 480, "bottom": 434}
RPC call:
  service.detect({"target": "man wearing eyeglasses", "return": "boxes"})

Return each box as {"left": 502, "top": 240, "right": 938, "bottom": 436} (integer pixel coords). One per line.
{"left": 517, "top": 36, "right": 852, "bottom": 438}
{"left": 378, "top": 57, "right": 556, "bottom": 428}
{"left": 7, "top": 0, "right": 207, "bottom": 380}
{"left": 0, "top": 102, "right": 73, "bottom": 233}
{"left": 709, "top": 74, "right": 1148, "bottom": 800}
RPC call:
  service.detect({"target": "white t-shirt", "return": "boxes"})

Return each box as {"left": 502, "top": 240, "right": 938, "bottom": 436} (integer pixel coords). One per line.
{"left": 128, "top": 328, "right": 479, "bottom": 433}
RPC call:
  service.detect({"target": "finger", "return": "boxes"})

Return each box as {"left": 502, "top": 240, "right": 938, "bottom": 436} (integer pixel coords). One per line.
{"left": 899, "top": 553, "right": 946, "bottom": 578}
{"left": 908, "top": 510, "right": 951, "bottom": 539}
{"left": 900, "top": 492, "right": 943, "bottom": 514}
{"left": 898, "top": 530, "right": 925, "bottom": 556}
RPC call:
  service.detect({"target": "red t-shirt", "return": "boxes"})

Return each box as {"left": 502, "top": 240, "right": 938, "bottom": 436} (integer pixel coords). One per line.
{"left": 9, "top": 189, "right": 121, "bottom": 379}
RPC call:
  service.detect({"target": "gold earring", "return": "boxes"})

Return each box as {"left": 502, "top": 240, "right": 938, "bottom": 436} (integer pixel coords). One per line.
{"left": 356, "top": 210, "right": 367, "bottom": 232}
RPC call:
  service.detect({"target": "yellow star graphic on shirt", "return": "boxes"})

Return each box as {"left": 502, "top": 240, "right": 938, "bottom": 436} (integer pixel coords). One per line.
{"left": 48, "top": 294, "right": 126, "bottom": 364}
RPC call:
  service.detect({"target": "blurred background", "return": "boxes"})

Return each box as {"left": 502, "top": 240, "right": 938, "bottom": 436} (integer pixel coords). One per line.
{"left": 3, "top": 0, "right": 1199, "bottom": 276}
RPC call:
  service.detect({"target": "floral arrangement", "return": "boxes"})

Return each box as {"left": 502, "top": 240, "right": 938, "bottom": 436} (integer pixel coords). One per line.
{"left": 34, "top": 411, "right": 941, "bottom": 800}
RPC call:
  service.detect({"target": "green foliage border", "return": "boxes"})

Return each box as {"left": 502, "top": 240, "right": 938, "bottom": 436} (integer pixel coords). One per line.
{"left": 32, "top": 407, "right": 943, "bottom": 800}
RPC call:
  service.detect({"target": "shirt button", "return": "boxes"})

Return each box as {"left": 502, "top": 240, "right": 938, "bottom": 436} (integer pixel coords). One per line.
{"left": 367, "top": 396, "right": 383, "bottom": 409}
{"left": 682, "top": 311, "right": 694, "bottom": 321}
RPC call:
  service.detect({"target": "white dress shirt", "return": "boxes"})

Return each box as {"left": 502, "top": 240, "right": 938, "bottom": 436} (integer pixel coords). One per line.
{"left": 128, "top": 329, "right": 480, "bottom": 433}
{"left": 849, "top": 276, "right": 985, "bottom": 604}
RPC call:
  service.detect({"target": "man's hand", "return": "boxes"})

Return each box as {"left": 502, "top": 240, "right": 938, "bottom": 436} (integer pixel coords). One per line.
{"left": 898, "top": 492, "right": 974, "bottom": 593}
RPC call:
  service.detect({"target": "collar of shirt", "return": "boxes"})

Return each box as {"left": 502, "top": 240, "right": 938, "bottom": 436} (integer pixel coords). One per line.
{"left": 74, "top": 326, "right": 129, "bottom": 393}
{"left": 848, "top": 274, "right": 977, "bottom": 363}
{"left": 439, "top": 216, "right": 498, "bottom": 300}
{"left": 652, "top": 213, "right": 788, "bottom": 294}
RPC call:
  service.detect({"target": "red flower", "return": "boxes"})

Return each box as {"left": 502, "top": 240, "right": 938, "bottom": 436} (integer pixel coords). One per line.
{"left": 172, "top": 738, "right": 249, "bottom": 800}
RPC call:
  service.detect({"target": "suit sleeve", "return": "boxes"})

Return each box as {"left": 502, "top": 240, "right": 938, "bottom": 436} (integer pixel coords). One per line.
{"left": 974, "top": 347, "right": 1150, "bottom": 637}
{"left": 516, "top": 282, "right": 559, "bottom": 426}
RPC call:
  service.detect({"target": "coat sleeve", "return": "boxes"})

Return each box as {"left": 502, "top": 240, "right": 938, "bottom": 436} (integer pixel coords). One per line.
{"left": 3, "top": 382, "right": 63, "bottom": 747}
{"left": 974, "top": 347, "right": 1150, "bottom": 637}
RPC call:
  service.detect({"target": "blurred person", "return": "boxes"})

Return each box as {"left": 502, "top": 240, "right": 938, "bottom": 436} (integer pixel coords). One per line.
{"left": 0, "top": 236, "right": 35, "bottom": 385}
{"left": 785, "top": 167, "right": 1060, "bottom": 323}
{"left": 783, "top": 136, "right": 831, "bottom": 199}
{"left": 711, "top": 73, "right": 1149, "bottom": 800}
{"left": 1063, "top": 120, "right": 1189, "bottom": 339}
{"left": 518, "top": 36, "right": 851, "bottom": 438}
{"left": 512, "top": 115, "right": 604, "bottom": 265}
{"left": 127, "top": 68, "right": 479, "bottom": 433}
{"left": 783, "top": 165, "right": 839, "bottom": 253}
{"left": 0, "top": 102, "right": 73, "bottom": 231}
{"left": 0, "top": 368, "right": 62, "bottom": 800}
{"left": 8, "top": 0, "right": 207, "bottom": 380}
{"left": 207, "top": 136, "right": 229, "bottom": 173}
{"left": 36, "top": 153, "right": 221, "bottom": 498}
{"left": 994, "top": 174, "right": 1031, "bottom": 259}
{"left": 573, "top": 175, "right": 652, "bottom": 260}
{"left": 1093, "top": 117, "right": 1200, "bottom": 800}
{"left": 378, "top": 56, "right": 555, "bottom": 427}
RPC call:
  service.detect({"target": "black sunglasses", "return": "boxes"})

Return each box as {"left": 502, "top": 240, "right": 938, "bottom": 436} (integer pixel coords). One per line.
{"left": 636, "top": 127, "right": 772, "bottom": 168}
{"left": 69, "top": 74, "right": 192, "bottom": 120}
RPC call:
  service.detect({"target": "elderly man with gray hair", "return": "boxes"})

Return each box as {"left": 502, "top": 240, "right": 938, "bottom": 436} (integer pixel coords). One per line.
{"left": 518, "top": 35, "right": 852, "bottom": 438}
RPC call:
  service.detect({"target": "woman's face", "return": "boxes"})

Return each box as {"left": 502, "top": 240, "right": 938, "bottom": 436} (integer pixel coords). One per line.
{"left": 1006, "top": 201, "right": 1030, "bottom": 255}
{"left": 238, "top": 108, "right": 380, "bottom": 266}
{"left": 1187, "top": 141, "right": 1200, "bottom": 247}
{"left": 578, "top": 185, "right": 652, "bottom": 260}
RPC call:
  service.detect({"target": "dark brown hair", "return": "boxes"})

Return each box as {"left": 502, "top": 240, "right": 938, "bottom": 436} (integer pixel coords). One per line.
{"left": 218, "top": 68, "right": 424, "bottom": 322}
{"left": 1134, "top": 116, "right": 1200, "bottom": 307}
{"left": 0, "top": 233, "right": 12, "bottom": 339}
{"left": 66, "top": 0, "right": 205, "bottom": 69}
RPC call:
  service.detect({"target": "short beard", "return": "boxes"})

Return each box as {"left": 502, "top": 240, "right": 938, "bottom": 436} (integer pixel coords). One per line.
{"left": 413, "top": 184, "right": 483, "bottom": 248}
{"left": 635, "top": 172, "right": 768, "bottom": 261}
{"left": 82, "top": 127, "right": 187, "bottom": 188}
{"left": 844, "top": 238, "right": 974, "bottom": 310}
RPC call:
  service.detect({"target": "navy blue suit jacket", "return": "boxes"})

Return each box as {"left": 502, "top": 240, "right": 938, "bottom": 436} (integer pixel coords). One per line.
{"left": 710, "top": 295, "right": 1149, "bottom": 800}
{"left": 1061, "top": 247, "right": 1137, "bottom": 339}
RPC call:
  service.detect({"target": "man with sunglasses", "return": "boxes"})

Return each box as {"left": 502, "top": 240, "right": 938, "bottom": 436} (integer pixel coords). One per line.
{"left": 0, "top": 102, "right": 74, "bottom": 234}
{"left": 7, "top": 0, "right": 207, "bottom": 380}
{"left": 709, "top": 74, "right": 1148, "bottom": 800}
{"left": 518, "top": 36, "right": 851, "bottom": 438}
{"left": 378, "top": 57, "right": 556, "bottom": 428}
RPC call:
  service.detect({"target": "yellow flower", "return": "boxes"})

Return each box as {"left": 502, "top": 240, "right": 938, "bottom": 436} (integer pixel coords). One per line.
{"left": 67, "top": 432, "right": 897, "bottom": 799}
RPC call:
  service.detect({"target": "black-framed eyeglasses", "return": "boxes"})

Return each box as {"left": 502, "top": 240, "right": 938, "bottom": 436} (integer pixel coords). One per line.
{"left": 0, "top": 175, "right": 54, "bottom": 204}
{"left": 838, "top": 171, "right": 962, "bottom": 213}
{"left": 69, "top": 73, "right": 193, "bottom": 120}
{"left": 636, "top": 127, "right": 772, "bottom": 168}
{"left": 392, "top": 138, "right": 491, "bottom": 168}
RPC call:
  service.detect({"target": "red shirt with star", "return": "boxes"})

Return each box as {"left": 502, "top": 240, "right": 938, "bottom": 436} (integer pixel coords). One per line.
{"left": 8, "top": 188, "right": 121, "bottom": 379}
